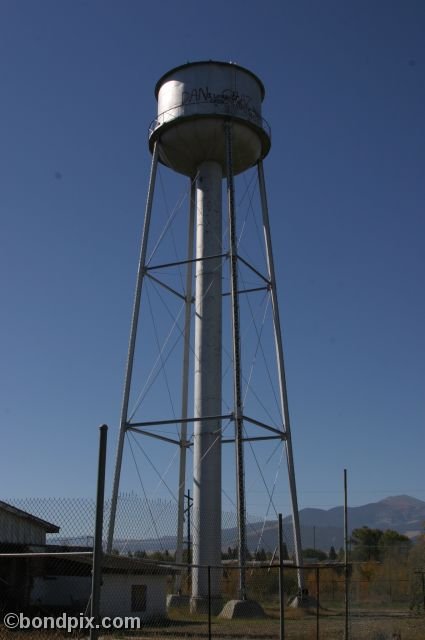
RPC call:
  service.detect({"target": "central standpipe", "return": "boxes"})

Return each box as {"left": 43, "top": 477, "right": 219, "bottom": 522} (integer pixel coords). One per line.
{"left": 191, "top": 161, "right": 223, "bottom": 612}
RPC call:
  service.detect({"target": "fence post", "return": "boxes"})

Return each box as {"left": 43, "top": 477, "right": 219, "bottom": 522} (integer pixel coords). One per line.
{"left": 90, "top": 424, "right": 108, "bottom": 640}
{"left": 422, "top": 571, "right": 425, "bottom": 612}
{"left": 344, "top": 468, "right": 349, "bottom": 640}
{"left": 278, "top": 513, "right": 285, "bottom": 640}
{"left": 316, "top": 566, "right": 320, "bottom": 640}
{"left": 208, "top": 565, "right": 212, "bottom": 640}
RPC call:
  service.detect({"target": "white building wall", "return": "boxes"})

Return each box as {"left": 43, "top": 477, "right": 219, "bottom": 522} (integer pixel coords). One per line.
{"left": 31, "top": 576, "right": 91, "bottom": 608}
{"left": 100, "top": 574, "right": 167, "bottom": 620}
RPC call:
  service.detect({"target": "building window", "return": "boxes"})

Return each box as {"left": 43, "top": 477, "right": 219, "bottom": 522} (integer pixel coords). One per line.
{"left": 131, "top": 584, "right": 147, "bottom": 612}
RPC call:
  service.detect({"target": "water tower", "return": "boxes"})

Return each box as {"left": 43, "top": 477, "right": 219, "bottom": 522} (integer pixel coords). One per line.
{"left": 107, "top": 61, "right": 305, "bottom": 612}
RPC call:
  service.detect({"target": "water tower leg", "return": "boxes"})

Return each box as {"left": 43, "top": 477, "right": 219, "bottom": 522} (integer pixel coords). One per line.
{"left": 174, "top": 180, "right": 196, "bottom": 598}
{"left": 107, "top": 143, "right": 159, "bottom": 553}
{"left": 257, "top": 160, "right": 306, "bottom": 598}
{"left": 225, "top": 123, "right": 247, "bottom": 601}
{"left": 191, "top": 160, "right": 223, "bottom": 614}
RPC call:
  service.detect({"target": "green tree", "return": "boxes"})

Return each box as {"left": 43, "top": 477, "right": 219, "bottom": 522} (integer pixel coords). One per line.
{"left": 408, "top": 526, "right": 425, "bottom": 611}
{"left": 255, "top": 548, "right": 267, "bottom": 561}
{"left": 351, "top": 527, "right": 383, "bottom": 561}
{"left": 149, "top": 549, "right": 174, "bottom": 561}
{"left": 351, "top": 526, "right": 411, "bottom": 562}
{"left": 281, "top": 542, "right": 289, "bottom": 560}
{"left": 303, "top": 547, "right": 327, "bottom": 561}
{"left": 328, "top": 545, "right": 337, "bottom": 561}
{"left": 379, "top": 529, "right": 411, "bottom": 558}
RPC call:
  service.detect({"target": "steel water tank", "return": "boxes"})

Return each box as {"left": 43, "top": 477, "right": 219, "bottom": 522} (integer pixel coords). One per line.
{"left": 149, "top": 61, "right": 271, "bottom": 176}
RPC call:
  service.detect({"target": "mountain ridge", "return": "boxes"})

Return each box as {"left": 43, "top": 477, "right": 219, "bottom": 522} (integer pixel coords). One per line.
{"left": 284, "top": 494, "right": 425, "bottom": 534}
{"left": 97, "top": 494, "right": 425, "bottom": 555}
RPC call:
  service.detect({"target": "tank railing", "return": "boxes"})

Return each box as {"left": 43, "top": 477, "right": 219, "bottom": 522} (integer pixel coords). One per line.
{"left": 148, "top": 101, "right": 271, "bottom": 139}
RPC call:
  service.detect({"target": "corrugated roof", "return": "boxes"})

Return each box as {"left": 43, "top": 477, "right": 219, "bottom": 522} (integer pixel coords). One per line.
{"left": 0, "top": 551, "right": 179, "bottom": 575}
{"left": 71, "top": 553, "right": 180, "bottom": 575}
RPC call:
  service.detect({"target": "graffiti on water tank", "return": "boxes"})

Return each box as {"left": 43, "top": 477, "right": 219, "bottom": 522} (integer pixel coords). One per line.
{"left": 181, "top": 86, "right": 260, "bottom": 123}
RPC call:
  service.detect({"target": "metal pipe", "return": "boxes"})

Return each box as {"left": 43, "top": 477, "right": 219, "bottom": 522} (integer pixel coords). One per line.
{"left": 175, "top": 179, "right": 196, "bottom": 591}
{"left": 316, "top": 567, "right": 320, "bottom": 640}
{"left": 257, "top": 159, "right": 305, "bottom": 594}
{"left": 226, "top": 122, "right": 247, "bottom": 601}
{"left": 107, "top": 142, "right": 159, "bottom": 553}
{"left": 344, "top": 468, "right": 349, "bottom": 639}
{"left": 90, "top": 424, "right": 108, "bottom": 640}
{"left": 278, "top": 513, "right": 285, "bottom": 640}
{"left": 191, "top": 160, "right": 223, "bottom": 609}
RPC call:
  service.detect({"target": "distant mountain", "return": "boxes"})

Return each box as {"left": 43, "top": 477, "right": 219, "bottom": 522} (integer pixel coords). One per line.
{"left": 281, "top": 494, "right": 425, "bottom": 551}
{"left": 103, "top": 494, "right": 425, "bottom": 555}
{"left": 288, "top": 494, "right": 425, "bottom": 541}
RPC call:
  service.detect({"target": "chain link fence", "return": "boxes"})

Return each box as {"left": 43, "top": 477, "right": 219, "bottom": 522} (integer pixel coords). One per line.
{"left": 0, "top": 497, "right": 424, "bottom": 639}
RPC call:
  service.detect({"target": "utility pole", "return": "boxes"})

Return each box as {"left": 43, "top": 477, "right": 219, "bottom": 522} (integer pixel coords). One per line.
{"left": 185, "top": 490, "right": 193, "bottom": 580}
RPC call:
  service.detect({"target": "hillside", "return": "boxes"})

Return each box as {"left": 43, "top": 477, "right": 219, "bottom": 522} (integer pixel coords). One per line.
{"left": 287, "top": 494, "right": 425, "bottom": 543}
{"left": 104, "top": 494, "right": 425, "bottom": 555}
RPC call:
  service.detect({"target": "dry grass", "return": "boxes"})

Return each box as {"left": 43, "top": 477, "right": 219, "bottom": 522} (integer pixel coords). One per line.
{"left": 0, "top": 609, "right": 423, "bottom": 639}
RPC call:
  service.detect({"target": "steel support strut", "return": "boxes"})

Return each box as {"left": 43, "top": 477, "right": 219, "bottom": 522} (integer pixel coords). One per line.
{"left": 257, "top": 159, "right": 305, "bottom": 594}
{"left": 175, "top": 179, "right": 196, "bottom": 589}
{"left": 225, "top": 122, "right": 247, "bottom": 600}
{"left": 107, "top": 143, "right": 159, "bottom": 553}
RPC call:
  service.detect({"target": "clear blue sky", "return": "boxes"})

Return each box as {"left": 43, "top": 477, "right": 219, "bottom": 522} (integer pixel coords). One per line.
{"left": 1, "top": 0, "right": 424, "bottom": 517}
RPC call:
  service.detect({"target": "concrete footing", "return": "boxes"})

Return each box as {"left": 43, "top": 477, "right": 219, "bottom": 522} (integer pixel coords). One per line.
{"left": 219, "top": 599, "right": 266, "bottom": 619}
{"left": 166, "top": 594, "right": 190, "bottom": 609}
{"left": 288, "top": 592, "right": 317, "bottom": 608}
{"left": 190, "top": 596, "right": 223, "bottom": 615}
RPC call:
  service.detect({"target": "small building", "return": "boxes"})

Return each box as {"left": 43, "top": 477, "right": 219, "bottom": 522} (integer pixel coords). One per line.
{"left": 0, "top": 500, "right": 59, "bottom": 546}
{"left": 98, "top": 555, "right": 174, "bottom": 620}
{"left": 0, "top": 500, "right": 60, "bottom": 611}
{"left": 0, "top": 502, "right": 176, "bottom": 619}
{"left": 30, "top": 553, "right": 177, "bottom": 620}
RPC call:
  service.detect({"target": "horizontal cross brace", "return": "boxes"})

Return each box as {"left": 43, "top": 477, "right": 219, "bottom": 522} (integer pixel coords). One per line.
{"left": 222, "top": 435, "right": 284, "bottom": 444}
{"left": 146, "top": 274, "right": 267, "bottom": 303}
{"left": 238, "top": 255, "right": 271, "bottom": 286}
{"left": 146, "top": 254, "right": 271, "bottom": 289}
{"left": 128, "top": 414, "right": 233, "bottom": 429}
{"left": 145, "top": 272, "right": 187, "bottom": 302}
{"left": 127, "top": 427, "right": 181, "bottom": 446}
{"left": 128, "top": 414, "right": 284, "bottom": 438}
{"left": 223, "top": 286, "right": 269, "bottom": 297}
{"left": 243, "top": 415, "right": 286, "bottom": 437}
{"left": 146, "top": 253, "right": 228, "bottom": 272}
